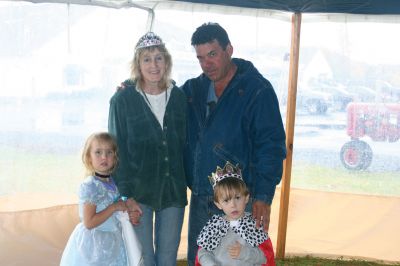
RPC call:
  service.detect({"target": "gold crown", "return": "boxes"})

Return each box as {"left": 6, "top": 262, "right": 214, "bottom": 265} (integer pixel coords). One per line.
{"left": 208, "top": 161, "right": 243, "bottom": 188}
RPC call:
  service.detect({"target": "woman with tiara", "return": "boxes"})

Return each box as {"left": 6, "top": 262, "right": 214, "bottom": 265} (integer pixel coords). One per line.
{"left": 108, "top": 32, "right": 187, "bottom": 266}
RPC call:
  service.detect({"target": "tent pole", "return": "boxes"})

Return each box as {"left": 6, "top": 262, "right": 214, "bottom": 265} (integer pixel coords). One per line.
{"left": 276, "top": 12, "right": 301, "bottom": 259}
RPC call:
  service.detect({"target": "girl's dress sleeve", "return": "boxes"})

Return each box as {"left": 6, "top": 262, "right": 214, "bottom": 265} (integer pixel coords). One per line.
{"left": 79, "top": 178, "right": 101, "bottom": 205}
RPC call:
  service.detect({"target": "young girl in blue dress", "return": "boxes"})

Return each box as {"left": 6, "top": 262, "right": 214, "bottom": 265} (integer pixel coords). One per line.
{"left": 60, "top": 132, "right": 128, "bottom": 266}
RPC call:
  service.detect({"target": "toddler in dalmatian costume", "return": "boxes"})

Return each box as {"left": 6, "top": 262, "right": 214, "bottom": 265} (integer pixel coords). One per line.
{"left": 195, "top": 162, "right": 276, "bottom": 266}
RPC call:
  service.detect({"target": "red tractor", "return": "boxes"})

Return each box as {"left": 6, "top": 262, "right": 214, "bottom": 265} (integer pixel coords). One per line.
{"left": 340, "top": 102, "right": 400, "bottom": 170}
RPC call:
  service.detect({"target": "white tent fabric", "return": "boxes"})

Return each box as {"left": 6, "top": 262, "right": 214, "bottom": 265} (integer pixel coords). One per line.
{"left": 1, "top": 188, "right": 400, "bottom": 265}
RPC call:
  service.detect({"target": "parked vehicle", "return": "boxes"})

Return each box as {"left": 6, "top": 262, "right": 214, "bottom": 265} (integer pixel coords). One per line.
{"left": 279, "top": 87, "right": 331, "bottom": 115}
{"left": 345, "top": 85, "right": 378, "bottom": 103}
{"left": 375, "top": 80, "right": 400, "bottom": 103}
{"left": 308, "top": 80, "right": 354, "bottom": 112}
{"left": 299, "top": 88, "right": 331, "bottom": 115}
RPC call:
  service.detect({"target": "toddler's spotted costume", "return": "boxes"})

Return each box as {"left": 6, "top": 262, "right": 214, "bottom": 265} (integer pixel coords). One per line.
{"left": 195, "top": 212, "right": 276, "bottom": 266}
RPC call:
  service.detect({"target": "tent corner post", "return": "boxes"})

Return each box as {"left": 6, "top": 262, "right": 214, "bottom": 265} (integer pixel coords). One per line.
{"left": 276, "top": 12, "right": 301, "bottom": 260}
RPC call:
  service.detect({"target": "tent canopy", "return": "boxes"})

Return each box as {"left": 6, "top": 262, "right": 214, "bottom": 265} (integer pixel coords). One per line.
{"left": 17, "top": 0, "right": 400, "bottom": 14}
{"left": 174, "top": 0, "right": 400, "bottom": 14}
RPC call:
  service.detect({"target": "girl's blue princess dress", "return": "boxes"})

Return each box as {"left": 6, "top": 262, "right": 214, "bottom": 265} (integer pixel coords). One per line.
{"left": 60, "top": 176, "right": 127, "bottom": 266}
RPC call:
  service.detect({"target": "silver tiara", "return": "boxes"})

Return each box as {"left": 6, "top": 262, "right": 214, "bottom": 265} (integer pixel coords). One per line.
{"left": 135, "top": 32, "right": 164, "bottom": 50}
{"left": 208, "top": 161, "right": 243, "bottom": 189}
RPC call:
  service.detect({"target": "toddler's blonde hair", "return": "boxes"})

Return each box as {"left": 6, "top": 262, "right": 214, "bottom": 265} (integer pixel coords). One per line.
{"left": 213, "top": 177, "right": 249, "bottom": 203}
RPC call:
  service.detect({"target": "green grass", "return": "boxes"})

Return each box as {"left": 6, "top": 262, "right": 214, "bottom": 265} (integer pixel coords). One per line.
{"left": 1, "top": 147, "right": 399, "bottom": 197}
{"left": 0, "top": 146, "right": 83, "bottom": 195}
{"left": 290, "top": 162, "right": 400, "bottom": 197}
{"left": 177, "top": 256, "right": 400, "bottom": 266}
{"left": 274, "top": 256, "right": 399, "bottom": 266}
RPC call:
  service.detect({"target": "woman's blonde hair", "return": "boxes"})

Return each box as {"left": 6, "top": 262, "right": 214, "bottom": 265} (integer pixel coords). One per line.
{"left": 81, "top": 132, "right": 118, "bottom": 176}
{"left": 130, "top": 44, "right": 172, "bottom": 91}
{"left": 213, "top": 177, "right": 249, "bottom": 203}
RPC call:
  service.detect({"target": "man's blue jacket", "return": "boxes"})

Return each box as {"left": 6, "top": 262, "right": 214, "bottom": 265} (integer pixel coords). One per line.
{"left": 181, "top": 58, "right": 287, "bottom": 205}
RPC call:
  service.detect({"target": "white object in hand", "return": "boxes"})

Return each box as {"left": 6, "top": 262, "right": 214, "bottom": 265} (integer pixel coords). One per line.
{"left": 117, "top": 211, "right": 143, "bottom": 266}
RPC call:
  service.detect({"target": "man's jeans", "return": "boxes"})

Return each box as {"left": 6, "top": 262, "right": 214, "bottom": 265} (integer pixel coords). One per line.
{"left": 133, "top": 204, "right": 184, "bottom": 266}
{"left": 187, "top": 194, "right": 253, "bottom": 266}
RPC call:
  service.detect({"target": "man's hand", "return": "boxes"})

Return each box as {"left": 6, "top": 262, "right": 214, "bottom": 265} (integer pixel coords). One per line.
{"left": 116, "top": 82, "right": 126, "bottom": 92}
{"left": 252, "top": 200, "right": 271, "bottom": 233}
{"left": 126, "top": 198, "right": 142, "bottom": 225}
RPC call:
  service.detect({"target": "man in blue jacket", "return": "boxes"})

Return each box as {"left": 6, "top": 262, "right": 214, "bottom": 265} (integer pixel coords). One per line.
{"left": 181, "top": 22, "right": 287, "bottom": 265}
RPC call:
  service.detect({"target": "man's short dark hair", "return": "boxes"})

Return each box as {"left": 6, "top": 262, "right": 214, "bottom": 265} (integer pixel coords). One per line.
{"left": 191, "top": 22, "right": 231, "bottom": 50}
